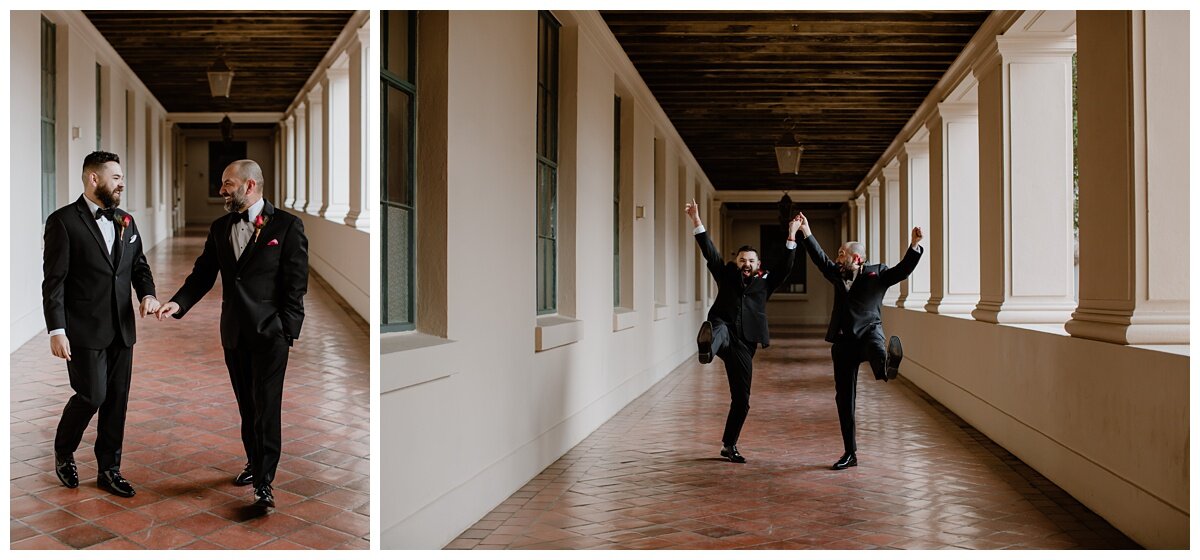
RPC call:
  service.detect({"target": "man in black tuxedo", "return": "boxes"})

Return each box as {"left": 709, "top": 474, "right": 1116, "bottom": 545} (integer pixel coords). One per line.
{"left": 43, "top": 151, "right": 161, "bottom": 498}
{"left": 795, "top": 212, "right": 923, "bottom": 470}
{"left": 687, "top": 198, "right": 801, "bottom": 463}
{"left": 156, "top": 159, "right": 308, "bottom": 509}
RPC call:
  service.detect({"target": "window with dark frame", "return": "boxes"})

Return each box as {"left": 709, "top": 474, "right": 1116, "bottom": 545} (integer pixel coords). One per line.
{"left": 382, "top": 10, "right": 417, "bottom": 332}
{"left": 536, "top": 11, "right": 561, "bottom": 315}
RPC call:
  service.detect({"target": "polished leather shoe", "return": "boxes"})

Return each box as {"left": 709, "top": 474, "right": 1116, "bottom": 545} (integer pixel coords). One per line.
{"left": 54, "top": 456, "right": 78, "bottom": 489}
{"left": 697, "top": 321, "right": 714, "bottom": 364}
{"left": 831, "top": 452, "right": 858, "bottom": 470}
{"left": 885, "top": 335, "right": 903, "bottom": 380}
{"left": 720, "top": 445, "right": 746, "bottom": 463}
{"left": 98, "top": 469, "right": 136, "bottom": 498}
{"left": 233, "top": 463, "right": 254, "bottom": 486}
{"left": 253, "top": 485, "right": 275, "bottom": 509}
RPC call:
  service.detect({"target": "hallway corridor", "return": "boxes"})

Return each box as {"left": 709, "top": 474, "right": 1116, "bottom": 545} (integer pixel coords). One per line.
{"left": 447, "top": 328, "right": 1137, "bottom": 550}
{"left": 10, "top": 230, "right": 369, "bottom": 550}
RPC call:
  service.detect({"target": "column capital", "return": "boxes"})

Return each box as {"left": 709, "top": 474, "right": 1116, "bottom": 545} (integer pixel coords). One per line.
{"left": 307, "top": 82, "right": 324, "bottom": 102}
{"left": 882, "top": 159, "right": 901, "bottom": 183}
{"left": 866, "top": 180, "right": 880, "bottom": 197}
{"left": 936, "top": 100, "right": 979, "bottom": 121}
{"left": 996, "top": 35, "right": 1077, "bottom": 61}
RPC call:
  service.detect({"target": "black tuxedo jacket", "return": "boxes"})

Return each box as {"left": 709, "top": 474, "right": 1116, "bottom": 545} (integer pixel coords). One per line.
{"left": 696, "top": 230, "right": 796, "bottom": 348}
{"left": 801, "top": 235, "right": 923, "bottom": 343}
{"left": 170, "top": 201, "right": 309, "bottom": 349}
{"left": 42, "top": 196, "right": 156, "bottom": 349}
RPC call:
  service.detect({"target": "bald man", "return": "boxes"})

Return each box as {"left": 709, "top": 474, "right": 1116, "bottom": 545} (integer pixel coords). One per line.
{"left": 157, "top": 159, "right": 309, "bottom": 509}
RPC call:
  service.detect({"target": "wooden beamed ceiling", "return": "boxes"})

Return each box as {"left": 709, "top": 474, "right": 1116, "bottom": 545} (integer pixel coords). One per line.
{"left": 601, "top": 11, "right": 991, "bottom": 192}
{"left": 84, "top": 11, "right": 354, "bottom": 113}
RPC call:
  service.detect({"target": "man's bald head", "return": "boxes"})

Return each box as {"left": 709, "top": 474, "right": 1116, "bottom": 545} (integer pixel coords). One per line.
{"left": 219, "top": 159, "right": 265, "bottom": 212}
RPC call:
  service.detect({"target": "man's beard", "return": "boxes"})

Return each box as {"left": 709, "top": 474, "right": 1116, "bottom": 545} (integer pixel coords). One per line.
{"left": 223, "top": 185, "right": 249, "bottom": 212}
{"left": 95, "top": 183, "right": 120, "bottom": 209}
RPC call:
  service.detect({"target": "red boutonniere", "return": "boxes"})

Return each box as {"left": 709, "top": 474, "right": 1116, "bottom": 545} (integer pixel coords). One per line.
{"left": 756, "top": 269, "right": 768, "bottom": 278}
{"left": 253, "top": 214, "right": 268, "bottom": 243}
{"left": 867, "top": 271, "right": 878, "bottom": 278}
{"left": 119, "top": 214, "right": 131, "bottom": 238}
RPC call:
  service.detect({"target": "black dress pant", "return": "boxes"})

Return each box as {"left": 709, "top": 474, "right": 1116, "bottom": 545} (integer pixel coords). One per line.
{"left": 830, "top": 330, "right": 887, "bottom": 454}
{"left": 54, "top": 342, "right": 133, "bottom": 472}
{"left": 712, "top": 321, "right": 757, "bottom": 446}
{"left": 223, "top": 335, "right": 289, "bottom": 488}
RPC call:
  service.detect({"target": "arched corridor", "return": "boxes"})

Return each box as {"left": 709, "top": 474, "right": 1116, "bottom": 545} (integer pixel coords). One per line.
{"left": 10, "top": 231, "right": 369, "bottom": 550}
{"left": 443, "top": 330, "right": 1136, "bottom": 550}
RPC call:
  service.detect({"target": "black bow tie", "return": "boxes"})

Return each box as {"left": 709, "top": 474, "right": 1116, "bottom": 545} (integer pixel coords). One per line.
{"left": 235, "top": 210, "right": 251, "bottom": 222}
{"left": 94, "top": 207, "right": 116, "bottom": 221}
{"left": 841, "top": 269, "right": 855, "bottom": 281}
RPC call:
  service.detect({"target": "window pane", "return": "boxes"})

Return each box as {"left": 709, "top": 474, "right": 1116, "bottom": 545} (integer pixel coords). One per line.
{"left": 386, "top": 11, "right": 411, "bottom": 81}
{"left": 386, "top": 86, "right": 412, "bottom": 206}
{"left": 386, "top": 206, "right": 412, "bottom": 324}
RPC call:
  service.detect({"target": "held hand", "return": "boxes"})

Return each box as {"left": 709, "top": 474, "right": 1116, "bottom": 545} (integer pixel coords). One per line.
{"left": 787, "top": 213, "right": 803, "bottom": 237}
{"left": 910, "top": 226, "right": 924, "bottom": 248}
{"left": 795, "top": 212, "right": 812, "bottom": 238}
{"left": 140, "top": 296, "right": 161, "bottom": 318}
{"left": 155, "top": 301, "right": 180, "bottom": 321}
{"left": 50, "top": 334, "right": 71, "bottom": 361}
{"left": 683, "top": 198, "right": 702, "bottom": 227}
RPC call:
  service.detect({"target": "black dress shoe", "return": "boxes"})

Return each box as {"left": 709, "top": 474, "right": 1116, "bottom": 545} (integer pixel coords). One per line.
{"left": 98, "top": 469, "right": 136, "bottom": 498}
{"left": 885, "top": 335, "right": 903, "bottom": 380}
{"left": 54, "top": 456, "right": 78, "bottom": 489}
{"left": 253, "top": 485, "right": 275, "bottom": 509}
{"left": 233, "top": 463, "right": 254, "bottom": 486}
{"left": 831, "top": 452, "right": 857, "bottom": 470}
{"left": 697, "top": 321, "right": 714, "bottom": 364}
{"left": 719, "top": 445, "right": 746, "bottom": 463}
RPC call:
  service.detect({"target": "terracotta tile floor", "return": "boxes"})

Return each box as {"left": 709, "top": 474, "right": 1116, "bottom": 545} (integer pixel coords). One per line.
{"left": 449, "top": 327, "right": 1138, "bottom": 550}
{"left": 10, "top": 229, "right": 369, "bottom": 550}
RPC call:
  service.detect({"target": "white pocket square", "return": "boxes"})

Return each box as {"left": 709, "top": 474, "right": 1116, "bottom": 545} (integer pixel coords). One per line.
{"left": 130, "top": 234, "right": 138, "bottom": 242}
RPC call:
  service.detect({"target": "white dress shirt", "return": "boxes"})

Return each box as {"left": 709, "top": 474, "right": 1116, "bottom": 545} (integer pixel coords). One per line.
{"left": 231, "top": 198, "right": 266, "bottom": 260}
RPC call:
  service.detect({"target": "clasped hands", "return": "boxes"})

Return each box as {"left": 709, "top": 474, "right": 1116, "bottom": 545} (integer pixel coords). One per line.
{"left": 138, "top": 296, "right": 181, "bottom": 320}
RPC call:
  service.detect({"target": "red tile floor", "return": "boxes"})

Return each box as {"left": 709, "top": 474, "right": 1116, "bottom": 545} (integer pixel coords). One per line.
{"left": 449, "top": 326, "right": 1138, "bottom": 550}
{"left": 10, "top": 229, "right": 369, "bottom": 550}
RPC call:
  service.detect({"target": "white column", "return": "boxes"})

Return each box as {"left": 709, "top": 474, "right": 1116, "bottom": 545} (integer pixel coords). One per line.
{"left": 1065, "top": 11, "right": 1189, "bottom": 344}
{"left": 325, "top": 58, "right": 350, "bottom": 223}
{"left": 344, "top": 24, "right": 370, "bottom": 232}
{"left": 306, "top": 84, "right": 325, "bottom": 216}
{"left": 882, "top": 161, "right": 901, "bottom": 305}
{"left": 293, "top": 101, "right": 308, "bottom": 213}
{"left": 283, "top": 115, "right": 296, "bottom": 209}
{"left": 846, "top": 197, "right": 858, "bottom": 244}
{"left": 866, "top": 180, "right": 881, "bottom": 264}
{"left": 897, "top": 132, "right": 930, "bottom": 310}
{"left": 317, "top": 76, "right": 332, "bottom": 217}
{"left": 971, "top": 36, "right": 1077, "bottom": 324}
{"left": 855, "top": 193, "right": 867, "bottom": 244}
{"left": 925, "top": 100, "right": 981, "bottom": 315}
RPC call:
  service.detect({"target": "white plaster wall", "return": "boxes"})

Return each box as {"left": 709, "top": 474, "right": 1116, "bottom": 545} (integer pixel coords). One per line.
{"left": 298, "top": 214, "right": 368, "bottom": 319}
{"left": 10, "top": 11, "right": 172, "bottom": 349}
{"left": 884, "top": 307, "right": 1189, "bottom": 549}
{"left": 381, "top": 11, "right": 714, "bottom": 549}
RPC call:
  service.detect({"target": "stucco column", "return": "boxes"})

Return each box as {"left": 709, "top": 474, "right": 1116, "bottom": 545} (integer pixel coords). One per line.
{"left": 1065, "top": 11, "right": 1189, "bottom": 344}
{"left": 283, "top": 115, "right": 295, "bottom": 209}
{"left": 882, "top": 160, "right": 901, "bottom": 305}
{"left": 855, "top": 193, "right": 867, "bottom": 244}
{"left": 897, "top": 133, "right": 930, "bottom": 310}
{"left": 846, "top": 197, "right": 858, "bottom": 245}
{"left": 325, "top": 60, "right": 350, "bottom": 223}
{"left": 293, "top": 101, "right": 308, "bottom": 212}
{"left": 972, "top": 36, "right": 1077, "bottom": 324}
{"left": 926, "top": 101, "right": 981, "bottom": 315}
{"left": 866, "top": 180, "right": 880, "bottom": 264}
{"left": 306, "top": 84, "right": 325, "bottom": 215}
{"left": 344, "top": 24, "right": 370, "bottom": 231}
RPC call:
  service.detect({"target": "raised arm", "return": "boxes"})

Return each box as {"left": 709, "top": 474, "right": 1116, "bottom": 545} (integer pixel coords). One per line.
{"left": 686, "top": 198, "right": 724, "bottom": 278}
{"left": 795, "top": 212, "right": 842, "bottom": 284}
{"left": 879, "top": 226, "right": 925, "bottom": 286}
{"left": 766, "top": 214, "right": 802, "bottom": 294}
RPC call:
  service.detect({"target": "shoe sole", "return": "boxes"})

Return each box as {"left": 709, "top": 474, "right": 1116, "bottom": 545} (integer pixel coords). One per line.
{"left": 697, "top": 322, "right": 714, "bottom": 364}
{"left": 886, "top": 336, "right": 903, "bottom": 379}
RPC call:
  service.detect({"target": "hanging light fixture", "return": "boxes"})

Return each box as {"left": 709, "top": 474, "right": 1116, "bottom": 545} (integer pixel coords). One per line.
{"left": 207, "top": 51, "right": 234, "bottom": 98}
{"left": 774, "top": 117, "right": 805, "bottom": 175}
{"left": 777, "top": 191, "right": 794, "bottom": 226}
{"left": 220, "top": 115, "right": 235, "bottom": 143}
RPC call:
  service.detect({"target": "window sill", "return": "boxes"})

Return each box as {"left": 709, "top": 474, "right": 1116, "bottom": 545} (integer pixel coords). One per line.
{"left": 535, "top": 314, "right": 582, "bottom": 352}
{"left": 677, "top": 301, "right": 689, "bottom": 316}
{"left": 380, "top": 331, "right": 459, "bottom": 394}
{"left": 612, "top": 307, "right": 638, "bottom": 332}
{"left": 654, "top": 303, "right": 670, "bottom": 321}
